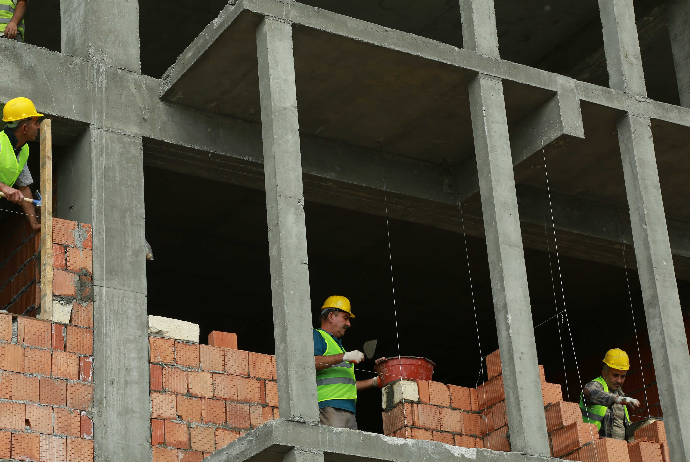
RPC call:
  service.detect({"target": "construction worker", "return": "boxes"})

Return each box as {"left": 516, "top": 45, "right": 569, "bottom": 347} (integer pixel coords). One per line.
{"left": 0, "top": 0, "right": 26, "bottom": 42}
{"left": 0, "top": 97, "right": 42, "bottom": 231}
{"left": 580, "top": 348, "right": 641, "bottom": 440}
{"left": 314, "top": 295, "right": 380, "bottom": 429}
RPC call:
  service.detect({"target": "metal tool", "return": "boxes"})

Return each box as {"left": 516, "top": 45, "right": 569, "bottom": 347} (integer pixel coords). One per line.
{"left": 0, "top": 190, "right": 41, "bottom": 206}
{"left": 363, "top": 339, "right": 377, "bottom": 360}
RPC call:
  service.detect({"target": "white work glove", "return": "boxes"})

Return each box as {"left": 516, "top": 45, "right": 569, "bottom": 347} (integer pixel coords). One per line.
{"left": 615, "top": 396, "right": 640, "bottom": 408}
{"left": 343, "top": 350, "right": 365, "bottom": 364}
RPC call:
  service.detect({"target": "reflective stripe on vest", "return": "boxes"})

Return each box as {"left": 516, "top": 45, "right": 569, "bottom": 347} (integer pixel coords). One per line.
{"left": 0, "top": 131, "right": 28, "bottom": 187}
{"left": 579, "top": 376, "right": 630, "bottom": 432}
{"left": 315, "top": 329, "right": 357, "bottom": 403}
{"left": 0, "top": 0, "right": 25, "bottom": 41}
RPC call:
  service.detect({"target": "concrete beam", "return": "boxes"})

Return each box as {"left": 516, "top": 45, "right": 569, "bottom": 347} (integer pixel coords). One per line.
{"left": 468, "top": 74, "right": 550, "bottom": 456}
{"left": 459, "top": 0, "right": 500, "bottom": 58}
{"left": 597, "top": 0, "right": 647, "bottom": 95}
{"left": 256, "top": 17, "right": 320, "bottom": 425}
{"left": 618, "top": 114, "right": 690, "bottom": 462}
{"left": 668, "top": 0, "right": 690, "bottom": 108}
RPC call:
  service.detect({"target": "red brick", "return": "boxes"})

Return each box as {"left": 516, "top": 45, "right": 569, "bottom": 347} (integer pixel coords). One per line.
{"left": 433, "top": 431, "right": 454, "bottom": 445}
{"left": 661, "top": 442, "right": 670, "bottom": 462}
{"left": 202, "top": 398, "right": 225, "bottom": 425}
{"left": 53, "top": 244, "right": 66, "bottom": 270}
{"left": 151, "top": 419, "right": 165, "bottom": 446}
{"left": 482, "top": 400, "right": 507, "bottom": 435}
{"left": 177, "top": 396, "right": 202, "bottom": 423}
{"left": 175, "top": 342, "right": 199, "bottom": 368}
{"left": 0, "top": 402, "right": 26, "bottom": 430}
{"left": 417, "top": 380, "right": 430, "bottom": 404}
{"left": 53, "top": 408, "right": 80, "bottom": 437}
{"left": 53, "top": 219, "right": 77, "bottom": 247}
{"left": 53, "top": 270, "right": 77, "bottom": 297}
{"left": 0, "top": 371, "right": 11, "bottom": 399}
{"left": 394, "top": 427, "right": 434, "bottom": 441}
{"left": 382, "top": 402, "right": 413, "bottom": 435}
{"left": 0, "top": 313, "right": 11, "bottom": 343}
{"left": 67, "top": 382, "right": 93, "bottom": 411}
{"left": 259, "top": 380, "right": 267, "bottom": 405}
{"left": 484, "top": 426, "right": 510, "bottom": 452}
{"left": 51, "top": 324, "right": 65, "bottom": 351}
{"left": 13, "top": 374, "right": 40, "bottom": 402}
{"left": 265, "top": 380, "right": 278, "bottom": 407}
{"left": 634, "top": 420, "right": 666, "bottom": 444}
{"left": 249, "top": 353, "right": 276, "bottom": 380}
{"left": 66, "top": 437, "right": 93, "bottom": 462}
{"left": 273, "top": 407, "right": 280, "bottom": 419}
{"left": 575, "top": 438, "right": 630, "bottom": 462}
{"left": 151, "top": 392, "right": 176, "bottom": 420}
{"left": 250, "top": 405, "right": 266, "bottom": 428}
{"left": 40, "top": 434, "right": 66, "bottom": 462}
{"left": 188, "top": 372, "right": 213, "bottom": 398}
{"left": 66, "top": 326, "right": 92, "bottom": 355}
{"left": 12, "top": 432, "right": 40, "bottom": 462}
{"left": 539, "top": 365, "right": 546, "bottom": 382}
{"left": 470, "top": 388, "right": 479, "bottom": 411}
{"left": 454, "top": 435, "right": 483, "bottom": 449}
{"left": 40, "top": 378, "right": 66, "bottom": 406}
{"left": 1, "top": 343, "right": 25, "bottom": 372}
{"left": 212, "top": 373, "right": 237, "bottom": 400}
{"left": 464, "top": 413, "right": 481, "bottom": 437}
{"left": 150, "top": 337, "right": 175, "bottom": 364}
{"left": 448, "top": 385, "right": 472, "bottom": 411}
{"left": 80, "top": 412, "right": 93, "bottom": 439}
{"left": 237, "top": 376, "right": 262, "bottom": 403}
{"left": 542, "top": 381, "right": 563, "bottom": 406}
{"left": 628, "top": 441, "right": 663, "bottom": 462}
{"left": 0, "top": 431, "right": 10, "bottom": 458}
{"left": 227, "top": 402, "right": 251, "bottom": 429}
{"left": 52, "top": 351, "right": 79, "bottom": 380}
{"left": 428, "top": 381, "right": 450, "bottom": 407}
{"left": 486, "top": 350, "right": 501, "bottom": 380}
{"left": 165, "top": 421, "right": 190, "bottom": 449}
{"left": 477, "top": 375, "right": 504, "bottom": 409}
{"left": 150, "top": 364, "right": 163, "bottom": 391}
{"left": 80, "top": 224, "right": 92, "bottom": 250}
{"left": 70, "top": 303, "right": 93, "bottom": 329}
{"left": 215, "top": 428, "right": 241, "bottom": 450}
{"left": 413, "top": 403, "right": 440, "bottom": 430}
{"left": 208, "top": 332, "right": 237, "bottom": 349}
{"left": 152, "top": 447, "right": 177, "bottom": 462}
{"left": 180, "top": 450, "right": 204, "bottom": 462}
{"left": 224, "top": 349, "right": 249, "bottom": 376}
{"left": 200, "top": 345, "right": 224, "bottom": 372}
{"left": 190, "top": 425, "right": 214, "bottom": 453}
{"left": 545, "top": 401, "right": 581, "bottom": 433}
{"left": 439, "top": 407, "right": 463, "bottom": 433}
{"left": 262, "top": 405, "right": 274, "bottom": 423}
{"left": 550, "top": 422, "right": 599, "bottom": 457}
{"left": 79, "top": 356, "right": 93, "bottom": 382}
{"left": 66, "top": 247, "right": 92, "bottom": 274}
{"left": 163, "top": 367, "right": 187, "bottom": 394}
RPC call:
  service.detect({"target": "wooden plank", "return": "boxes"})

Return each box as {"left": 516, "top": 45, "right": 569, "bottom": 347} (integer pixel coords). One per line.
{"left": 39, "top": 119, "right": 53, "bottom": 321}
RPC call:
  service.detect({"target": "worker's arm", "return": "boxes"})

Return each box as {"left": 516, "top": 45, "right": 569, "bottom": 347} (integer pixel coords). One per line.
{"left": 315, "top": 354, "right": 345, "bottom": 371}
{"left": 4, "top": 0, "right": 26, "bottom": 39}
{"left": 356, "top": 377, "right": 380, "bottom": 391}
{"left": 16, "top": 185, "right": 39, "bottom": 231}
{"left": 0, "top": 181, "right": 25, "bottom": 203}
{"left": 582, "top": 381, "right": 618, "bottom": 407}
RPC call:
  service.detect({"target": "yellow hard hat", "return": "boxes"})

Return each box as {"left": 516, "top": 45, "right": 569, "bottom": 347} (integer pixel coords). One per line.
{"left": 3, "top": 97, "right": 43, "bottom": 123}
{"left": 603, "top": 348, "right": 630, "bottom": 371}
{"left": 322, "top": 295, "right": 354, "bottom": 318}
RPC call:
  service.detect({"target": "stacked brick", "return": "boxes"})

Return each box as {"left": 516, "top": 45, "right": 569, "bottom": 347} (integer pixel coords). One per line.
{"left": 52, "top": 218, "right": 93, "bottom": 305}
{"left": 149, "top": 331, "right": 279, "bottom": 462}
{"left": 0, "top": 215, "right": 39, "bottom": 315}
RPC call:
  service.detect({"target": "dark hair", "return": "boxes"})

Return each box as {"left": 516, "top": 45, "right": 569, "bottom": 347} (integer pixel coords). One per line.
{"left": 320, "top": 308, "right": 336, "bottom": 324}
{"left": 11, "top": 118, "right": 32, "bottom": 131}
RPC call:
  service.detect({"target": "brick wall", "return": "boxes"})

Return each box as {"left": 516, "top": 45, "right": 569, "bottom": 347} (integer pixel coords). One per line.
{"left": 0, "top": 215, "right": 39, "bottom": 315}
{"left": 149, "top": 331, "right": 279, "bottom": 462}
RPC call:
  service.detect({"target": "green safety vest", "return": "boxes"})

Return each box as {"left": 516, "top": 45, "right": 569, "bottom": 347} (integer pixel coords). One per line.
{"left": 315, "top": 329, "right": 357, "bottom": 403}
{"left": 579, "top": 376, "right": 630, "bottom": 432}
{"left": 0, "top": 130, "right": 28, "bottom": 187}
{"left": 0, "top": 0, "right": 24, "bottom": 42}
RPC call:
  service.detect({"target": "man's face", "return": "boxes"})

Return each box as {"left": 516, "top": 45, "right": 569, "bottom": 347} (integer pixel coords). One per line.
{"left": 20, "top": 117, "right": 40, "bottom": 142}
{"left": 602, "top": 366, "right": 627, "bottom": 391}
{"left": 328, "top": 310, "right": 351, "bottom": 338}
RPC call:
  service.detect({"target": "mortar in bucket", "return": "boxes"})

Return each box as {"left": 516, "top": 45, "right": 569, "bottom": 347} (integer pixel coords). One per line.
{"left": 374, "top": 356, "right": 435, "bottom": 387}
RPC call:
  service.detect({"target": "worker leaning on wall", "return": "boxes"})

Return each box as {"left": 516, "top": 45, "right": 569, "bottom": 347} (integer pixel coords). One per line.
{"left": 0, "top": 97, "right": 42, "bottom": 231}
{"left": 0, "top": 0, "right": 26, "bottom": 42}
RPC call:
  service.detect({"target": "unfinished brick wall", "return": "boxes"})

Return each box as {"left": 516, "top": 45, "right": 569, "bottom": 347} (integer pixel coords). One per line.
{"left": 0, "top": 215, "right": 39, "bottom": 315}
{"left": 52, "top": 218, "right": 93, "bottom": 305}
{"left": 382, "top": 349, "right": 669, "bottom": 462}
{"left": 149, "top": 331, "right": 279, "bottom": 461}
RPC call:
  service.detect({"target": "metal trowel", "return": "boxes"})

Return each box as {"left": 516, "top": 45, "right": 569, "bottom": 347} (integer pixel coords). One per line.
{"left": 363, "top": 340, "right": 377, "bottom": 360}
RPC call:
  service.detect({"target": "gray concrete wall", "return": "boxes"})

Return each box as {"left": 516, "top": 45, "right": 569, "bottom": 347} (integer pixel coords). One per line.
{"left": 668, "top": 0, "right": 690, "bottom": 108}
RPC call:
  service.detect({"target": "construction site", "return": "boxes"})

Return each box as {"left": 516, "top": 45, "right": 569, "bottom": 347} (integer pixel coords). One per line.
{"left": 0, "top": 0, "right": 690, "bottom": 461}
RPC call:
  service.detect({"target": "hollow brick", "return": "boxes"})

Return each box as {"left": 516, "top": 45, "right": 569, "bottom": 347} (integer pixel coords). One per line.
{"left": 26, "top": 404, "right": 53, "bottom": 434}
{"left": 54, "top": 408, "right": 80, "bottom": 437}
{"left": 13, "top": 374, "right": 39, "bottom": 402}
{"left": 0, "top": 402, "right": 25, "bottom": 431}
{"left": 70, "top": 302, "right": 93, "bottom": 329}
{"left": 550, "top": 422, "right": 599, "bottom": 457}
{"left": 628, "top": 441, "right": 663, "bottom": 462}
{"left": 248, "top": 352, "right": 276, "bottom": 380}
{"left": 215, "top": 428, "right": 241, "bottom": 450}
{"left": 66, "top": 326, "right": 93, "bottom": 356}
{"left": 80, "top": 412, "right": 93, "bottom": 439}
{"left": 175, "top": 342, "right": 199, "bottom": 369}
{"left": 190, "top": 425, "right": 214, "bottom": 453}
{"left": 226, "top": 402, "right": 251, "bottom": 430}
{"left": 163, "top": 367, "right": 187, "bottom": 395}
{"left": 152, "top": 446, "right": 177, "bottom": 462}
{"left": 0, "top": 431, "right": 9, "bottom": 458}
{"left": 201, "top": 398, "right": 225, "bottom": 425}
{"left": 200, "top": 345, "right": 224, "bottom": 373}
{"left": 486, "top": 350, "right": 501, "bottom": 380}
{"left": 151, "top": 392, "right": 176, "bottom": 420}
{"left": 12, "top": 432, "right": 40, "bottom": 462}
{"left": 151, "top": 419, "right": 165, "bottom": 446}
{"left": 40, "top": 434, "right": 66, "bottom": 462}
{"left": 67, "top": 382, "right": 94, "bottom": 411}
{"left": 634, "top": 420, "right": 666, "bottom": 444}
{"left": 224, "top": 349, "right": 249, "bottom": 376}
{"left": 265, "top": 380, "right": 278, "bottom": 407}
{"left": 51, "top": 324, "right": 65, "bottom": 352}
{"left": 165, "top": 421, "right": 190, "bottom": 449}
{"left": 449, "top": 385, "right": 472, "bottom": 411}
{"left": 545, "top": 401, "right": 581, "bottom": 433}
{"left": 176, "top": 396, "right": 202, "bottom": 423}
{"left": 150, "top": 338, "right": 175, "bottom": 364}
{"left": 79, "top": 356, "right": 93, "bottom": 382}
{"left": 208, "top": 331, "right": 237, "bottom": 349}
{"left": 1, "top": 344, "right": 25, "bottom": 373}
{"left": 188, "top": 372, "right": 212, "bottom": 398}
{"left": 40, "top": 378, "right": 66, "bottom": 406}
{"left": 18, "top": 317, "right": 51, "bottom": 349}
{"left": 66, "top": 437, "right": 93, "bottom": 462}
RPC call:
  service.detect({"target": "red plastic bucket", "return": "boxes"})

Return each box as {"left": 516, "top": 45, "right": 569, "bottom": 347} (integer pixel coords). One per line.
{"left": 374, "top": 356, "right": 435, "bottom": 387}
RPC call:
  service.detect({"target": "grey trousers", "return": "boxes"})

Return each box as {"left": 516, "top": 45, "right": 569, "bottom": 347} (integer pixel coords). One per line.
{"left": 319, "top": 407, "right": 358, "bottom": 430}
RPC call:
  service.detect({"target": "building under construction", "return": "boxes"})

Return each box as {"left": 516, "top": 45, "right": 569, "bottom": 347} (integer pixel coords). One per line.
{"left": 0, "top": 0, "right": 689, "bottom": 461}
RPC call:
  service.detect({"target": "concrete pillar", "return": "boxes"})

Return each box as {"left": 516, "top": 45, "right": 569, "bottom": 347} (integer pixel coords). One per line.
{"left": 467, "top": 74, "right": 550, "bottom": 457}
{"left": 60, "top": 0, "right": 141, "bottom": 72}
{"left": 668, "top": 0, "right": 690, "bottom": 107}
{"left": 459, "top": 0, "right": 500, "bottom": 58}
{"left": 617, "top": 114, "right": 690, "bottom": 462}
{"left": 256, "top": 17, "right": 321, "bottom": 429}
{"left": 597, "top": 0, "right": 647, "bottom": 95}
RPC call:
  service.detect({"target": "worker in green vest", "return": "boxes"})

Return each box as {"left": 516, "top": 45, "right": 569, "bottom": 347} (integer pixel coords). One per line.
{"left": 314, "top": 295, "right": 380, "bottom": 429}
{"left": 0, "top": 97, "right": 42, "bottom": 231}
{"left": 0, "top": 0, "right": 27, "bottom": 42}
{"left": 580, "top": 348, "right": 640, "bottom": 440}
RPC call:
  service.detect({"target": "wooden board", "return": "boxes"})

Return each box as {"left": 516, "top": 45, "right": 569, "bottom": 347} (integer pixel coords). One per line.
{"left": 39, "top": 119, "right": 52, "bottom": 320}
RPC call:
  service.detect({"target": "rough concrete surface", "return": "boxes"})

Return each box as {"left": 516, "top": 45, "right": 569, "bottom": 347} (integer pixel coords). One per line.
{"left": 148, "top": 315, "right": 201, "bottom": 343}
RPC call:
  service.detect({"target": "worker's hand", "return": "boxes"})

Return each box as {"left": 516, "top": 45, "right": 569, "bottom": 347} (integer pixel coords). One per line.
{"left": 343, "top": 350, "right": 365, "bottom": 364}
{"left": 372, "top": 376, "right": 383, "bottom": 388}
{"left": 0, "top": 186, "right": 25, "bottom": 204}
{"left": 4, "top": 22, "right": 17, "bottom": 39}
{"left": 615, "top": 396, "right": 640, "bottom": 408}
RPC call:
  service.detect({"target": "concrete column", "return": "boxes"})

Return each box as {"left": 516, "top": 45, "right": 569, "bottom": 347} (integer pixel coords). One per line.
{"left": 60, "top": 0, "right": 141, "bottom": 72}
{"left": 256, "top": 18, "right": 321, "bottom": 427}
{"left": 467, "top": 74, "right": 550, "bottom": 456}
{"left": 597, "top": 0, "right": 647, "bottom": 95}
{"left": 617, "top": 114, "right": 690, "bottom": 462}
{"left": 459, "top": 0, "right": 500, "bottom": 58}
{"left": 668, "top": 0, "right": 690, "bottom": 107}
